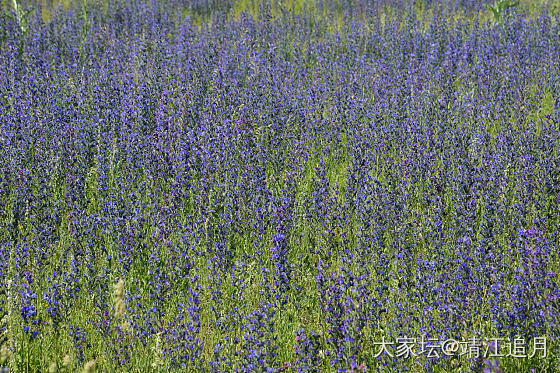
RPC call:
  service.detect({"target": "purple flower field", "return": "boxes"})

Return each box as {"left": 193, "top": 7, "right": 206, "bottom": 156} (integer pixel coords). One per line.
{"left": 1, "top": 0, "right": 560, "bottom": 371}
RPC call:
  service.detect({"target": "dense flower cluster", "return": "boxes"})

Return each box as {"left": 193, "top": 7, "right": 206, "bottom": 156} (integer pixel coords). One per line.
{"left": 0, "top": 0, "right": 559, "bottom": 371}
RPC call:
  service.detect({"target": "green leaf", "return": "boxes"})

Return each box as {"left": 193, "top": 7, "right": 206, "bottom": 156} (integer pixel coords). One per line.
{"left": 22, "top": 7, "right": 33, "bottom": 19}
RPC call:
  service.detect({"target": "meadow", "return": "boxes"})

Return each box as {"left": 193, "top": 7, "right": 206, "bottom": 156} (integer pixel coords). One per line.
{"left": 1, "top": 0, "right": 560, "bottom": 371}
